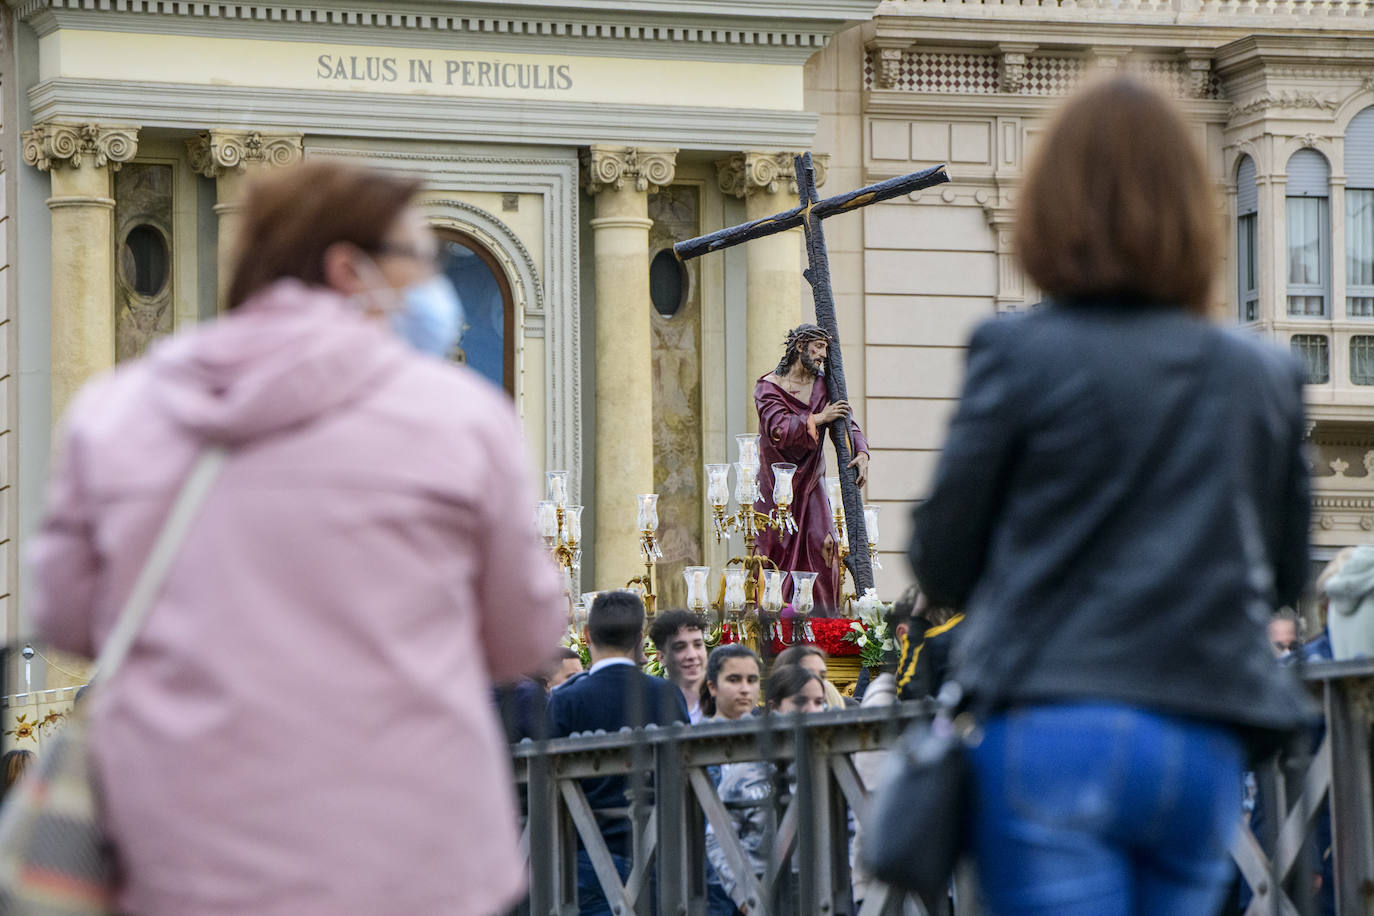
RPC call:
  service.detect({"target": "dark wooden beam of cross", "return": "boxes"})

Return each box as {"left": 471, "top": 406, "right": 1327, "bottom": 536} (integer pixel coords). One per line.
{"left": 674, "top": 155, "right": 950, "bottom": 594}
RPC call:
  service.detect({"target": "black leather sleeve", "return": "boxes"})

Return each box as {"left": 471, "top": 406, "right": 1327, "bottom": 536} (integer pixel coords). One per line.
{"left": 909, "top": 320, "right": 1023, "bottom": 608}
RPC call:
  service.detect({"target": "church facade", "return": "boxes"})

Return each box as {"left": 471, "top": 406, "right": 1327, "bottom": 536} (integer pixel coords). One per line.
{"left": 0, "top": 0, "right": 875, "bottom": 684}
{"left": 0, "top": 0, "right": 1371, "bottom": 694}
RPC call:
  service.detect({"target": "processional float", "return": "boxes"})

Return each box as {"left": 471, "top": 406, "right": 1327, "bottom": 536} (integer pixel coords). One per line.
{"left": 544, "top": 155, "right": 950, "bottom": 648}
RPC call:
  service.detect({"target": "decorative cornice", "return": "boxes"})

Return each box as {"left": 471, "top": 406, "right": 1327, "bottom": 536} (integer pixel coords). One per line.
{"left": 873, "top": 0, "right": 1374, "bottom": 28}
{"left": 715, "top": 151, "right": 828, "bottom": 198}
{"left": 186, "top": 130, "right": 303, "bottom": 178}
{"left": 21, "top": 122, "right": 137, "bottom": 172}
{"left": 581, "top": 146, "right": 677, "bottom": 194}
{"left": 1229, "top": 92, "right": 1338, "bottom": 119}
{"left": 9, "top": 0, "right": 873, "bottom": 25}
{"left": 6, "top": 0, "right": 865, "bottom": 64}
{"left": 31, "top": 79, "right": 819, "bottom": 154}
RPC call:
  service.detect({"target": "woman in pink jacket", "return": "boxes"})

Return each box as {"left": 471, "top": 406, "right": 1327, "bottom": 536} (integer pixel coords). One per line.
{"left": 27, "top": 161, "right": 567, "bottom": 915}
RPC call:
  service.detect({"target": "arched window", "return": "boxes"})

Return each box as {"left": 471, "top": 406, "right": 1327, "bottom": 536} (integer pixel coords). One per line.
{"left": 1346, "top": 107, "right": 1374, "bottom": 318}
{"left": 1286, "top": 148, "right": 1331, "bottom": 317}
{"left": 1236, "top": 155, "right": 1258, "bottom": 323}
{"left": 437, "top": 231, "right": 515, "bottom": 393}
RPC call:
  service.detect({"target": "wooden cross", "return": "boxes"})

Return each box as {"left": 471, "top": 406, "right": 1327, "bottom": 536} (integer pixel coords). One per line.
{"left": 674, "top": 155, "right": 949, "bottom": 595}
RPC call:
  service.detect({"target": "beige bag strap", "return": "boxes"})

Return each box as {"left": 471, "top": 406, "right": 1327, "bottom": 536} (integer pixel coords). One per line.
{"left": 91, "top": 447, "right": 227, "bottom": 682}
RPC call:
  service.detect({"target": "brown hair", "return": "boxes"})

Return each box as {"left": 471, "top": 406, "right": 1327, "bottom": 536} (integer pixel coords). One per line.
{"left": 774, "top": 645, "right": 826, "bottom": 668}
{"left": 1016, "top": 76, "right": 1218, "bottom": 314}
{"left": 227, "top": 160, "right": 423, "bottom": 309}
{"left": 2, "top": 749, "right": 33, "bottom": 789}
{"left": 765, "top": 663, "right": 825, "bottom": 711}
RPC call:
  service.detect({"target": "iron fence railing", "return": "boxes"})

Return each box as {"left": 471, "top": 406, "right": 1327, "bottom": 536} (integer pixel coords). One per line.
{"left": 510, "top": 662, "right": 1374, "bottom": 916}
{"left": 1233, "top": 659, "right": 1374, "bottom": 916}
{"left": 510, "top": 702, "right": 967, "bottom": 916}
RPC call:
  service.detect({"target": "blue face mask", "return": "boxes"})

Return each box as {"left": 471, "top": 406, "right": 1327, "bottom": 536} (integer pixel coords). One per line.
{"left": 390, "top": 275, "right": 465, "bottom": 358}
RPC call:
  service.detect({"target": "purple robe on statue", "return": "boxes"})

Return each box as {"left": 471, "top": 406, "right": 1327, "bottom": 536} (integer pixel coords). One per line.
{"left": 753, "top": 375, "right": 869, "bottom": 615}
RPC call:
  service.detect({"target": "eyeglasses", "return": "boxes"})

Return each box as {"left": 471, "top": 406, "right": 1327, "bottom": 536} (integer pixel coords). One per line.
{"left": 373, "top": 243, "right": 441, "bottom": 271}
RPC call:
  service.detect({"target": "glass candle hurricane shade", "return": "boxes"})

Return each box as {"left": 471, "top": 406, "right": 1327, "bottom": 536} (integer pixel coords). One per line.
{"left": 564, "top": 506, "right": 584, "bottom": 543}
{"left": 683, "top": 566, "right": 711, "bottom": 611}
{"left": 536, "top": 500, "right": 558, "bottom": 540}
{"left": 735, "top": 433, "right": 761, "bottom": 472}
{"left": 761, "top": 569, "right": 786, "bottom": 613}
{"left": 723, "top": 567, "right": 747, "bottom": 613}
{"left": 706, "top": 464, "right": 731, "bottom": 509}
{"left": 546, "top": 470, "right": 569, "bottom": 509}
{"left": 637, "top": 493, "right": 659, "bottom": 532}
{"left": 734, "top": 462, "right": 760, "bottom": 506}
{"left": 863, "top": 504, "right": 880, "bottom": 546}
{"left": 772, "top": 463, "right": 797, "bottom": 509}
{"left": 791, "top": 571, "right": 819, "bottom": 616}
{"left": 863, "top": 504, "right": 881, "bottom": 570}
{"left": 825, "top": 476, "right": 842, "bottom": 512}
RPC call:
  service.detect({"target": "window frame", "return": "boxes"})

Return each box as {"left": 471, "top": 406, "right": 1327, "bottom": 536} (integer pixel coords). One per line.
{"left": 1238, "top": 212, "right": 1258, "bottom": 323}
{"left": 435, "top": 228, "right": 517, "bottom": 394}
{"left": 1291, "top": 333, "right": 1331, "bottom": 384}
{"left": 1347, "top": 187, "right": 1374, "bottom": 318}
{"left": 1286, "top": 195, "right": 1330, "bottom": 318}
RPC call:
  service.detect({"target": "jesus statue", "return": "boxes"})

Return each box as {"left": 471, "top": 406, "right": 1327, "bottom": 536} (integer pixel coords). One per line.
{"left": 753, "top": 324, "right": 869, "bottom": 614}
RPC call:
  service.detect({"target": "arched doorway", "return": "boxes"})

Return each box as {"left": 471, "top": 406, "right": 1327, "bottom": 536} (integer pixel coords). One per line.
{"left": 437, "top": 229, "right": 516, "bottom": 393}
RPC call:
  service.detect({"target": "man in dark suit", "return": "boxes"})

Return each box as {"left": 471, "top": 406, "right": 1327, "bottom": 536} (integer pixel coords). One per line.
{"left": 547, "top": 590, "right": 688, "bottom": 915}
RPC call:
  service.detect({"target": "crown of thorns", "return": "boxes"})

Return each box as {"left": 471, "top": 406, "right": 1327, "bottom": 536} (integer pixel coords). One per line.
{"left": 775, "top": 324, "right": 831, "bottom": 374}
{"left": 783, "top": 324, "right": 830, "bottom": 352}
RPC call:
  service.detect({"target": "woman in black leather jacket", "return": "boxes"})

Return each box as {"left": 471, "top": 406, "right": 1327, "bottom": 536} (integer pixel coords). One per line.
{"left": 909, "top": 76, "right": 1313, "bottom": 916}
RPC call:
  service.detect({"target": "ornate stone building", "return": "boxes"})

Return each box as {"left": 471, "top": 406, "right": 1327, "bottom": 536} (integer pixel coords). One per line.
{"left": 1, "top": 0, "right": 1371, "bottom": 691}
{"left": 0, "top": 0, "right": 872, "bottom": 694}
{"left": 801, "top": 0, "right": 1374, "bottom": 596}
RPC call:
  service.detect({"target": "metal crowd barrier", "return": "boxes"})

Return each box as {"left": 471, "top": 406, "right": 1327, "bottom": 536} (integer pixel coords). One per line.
{"left": 512, "top": 660, "right": 1374, "bottom": 916}
{"left": 1231, "top": 658, "right": 1374, "bottom": 916}
{"left": 509, "top": 701, "right": 969, "bottom": 916}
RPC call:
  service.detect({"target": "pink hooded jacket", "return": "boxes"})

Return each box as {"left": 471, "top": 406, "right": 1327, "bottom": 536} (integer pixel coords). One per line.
{"left": 28, "top": 280, "right": 566, "bottom": 915}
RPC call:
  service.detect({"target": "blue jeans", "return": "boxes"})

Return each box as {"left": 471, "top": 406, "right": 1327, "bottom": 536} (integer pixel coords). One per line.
{"left": 968, "top": 702, "right": 1244, "bottom": 916}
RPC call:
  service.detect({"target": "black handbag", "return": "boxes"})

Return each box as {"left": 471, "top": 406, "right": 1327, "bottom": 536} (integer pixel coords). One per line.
{"left": 860, "top": 684, "right": 976, "bottom": 909}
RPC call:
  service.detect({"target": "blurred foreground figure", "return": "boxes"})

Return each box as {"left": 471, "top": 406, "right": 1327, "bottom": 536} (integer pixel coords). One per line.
{"left": 909, "top": 77, "right": 1314, "bottom": 916}
{"left": 28, "top": 161, "right": 567, "bottom": 915}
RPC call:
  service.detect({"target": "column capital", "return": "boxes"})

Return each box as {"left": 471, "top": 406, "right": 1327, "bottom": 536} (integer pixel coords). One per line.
{"left": 22, "top": 122, "right": 138, "bottom": 172}
{"left": 715, "top": 151, "right": 828, "bottom": 199}
{"left": 186, "top": 129, "right": 303, "bottom": 178}
{"left": 581, "top": 146, "right": 677, "bottom": 195}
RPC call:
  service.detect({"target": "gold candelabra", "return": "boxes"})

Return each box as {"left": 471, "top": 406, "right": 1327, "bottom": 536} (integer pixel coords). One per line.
{"left": 625, "top": 494, "right": 663, "bottom": 616}
{"left": 537, "top": 472, "right": 582, "bottom": 620}
{"left": 824, "top": 476, "right": 881, "bottom": 616}
{"left": 694, "top": 435, "right": 815, "bottom": 650}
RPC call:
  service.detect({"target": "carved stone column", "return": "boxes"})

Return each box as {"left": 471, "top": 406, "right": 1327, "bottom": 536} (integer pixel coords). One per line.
{"left": 187, "top": 130, "right": 303, "bottom": 307}
{"left": 22, "top": 122, "right": 138, "bottom": 419}
{"left": 582, "top": 145, "right": 677, "bottom": 587}
{"left": 717, "top": 152, "right": 824, "bottom": 424}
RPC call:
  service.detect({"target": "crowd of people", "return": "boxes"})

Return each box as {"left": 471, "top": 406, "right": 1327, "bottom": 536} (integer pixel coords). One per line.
{"left": 492, "top": 585, "right": 964, "bottom": 915}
